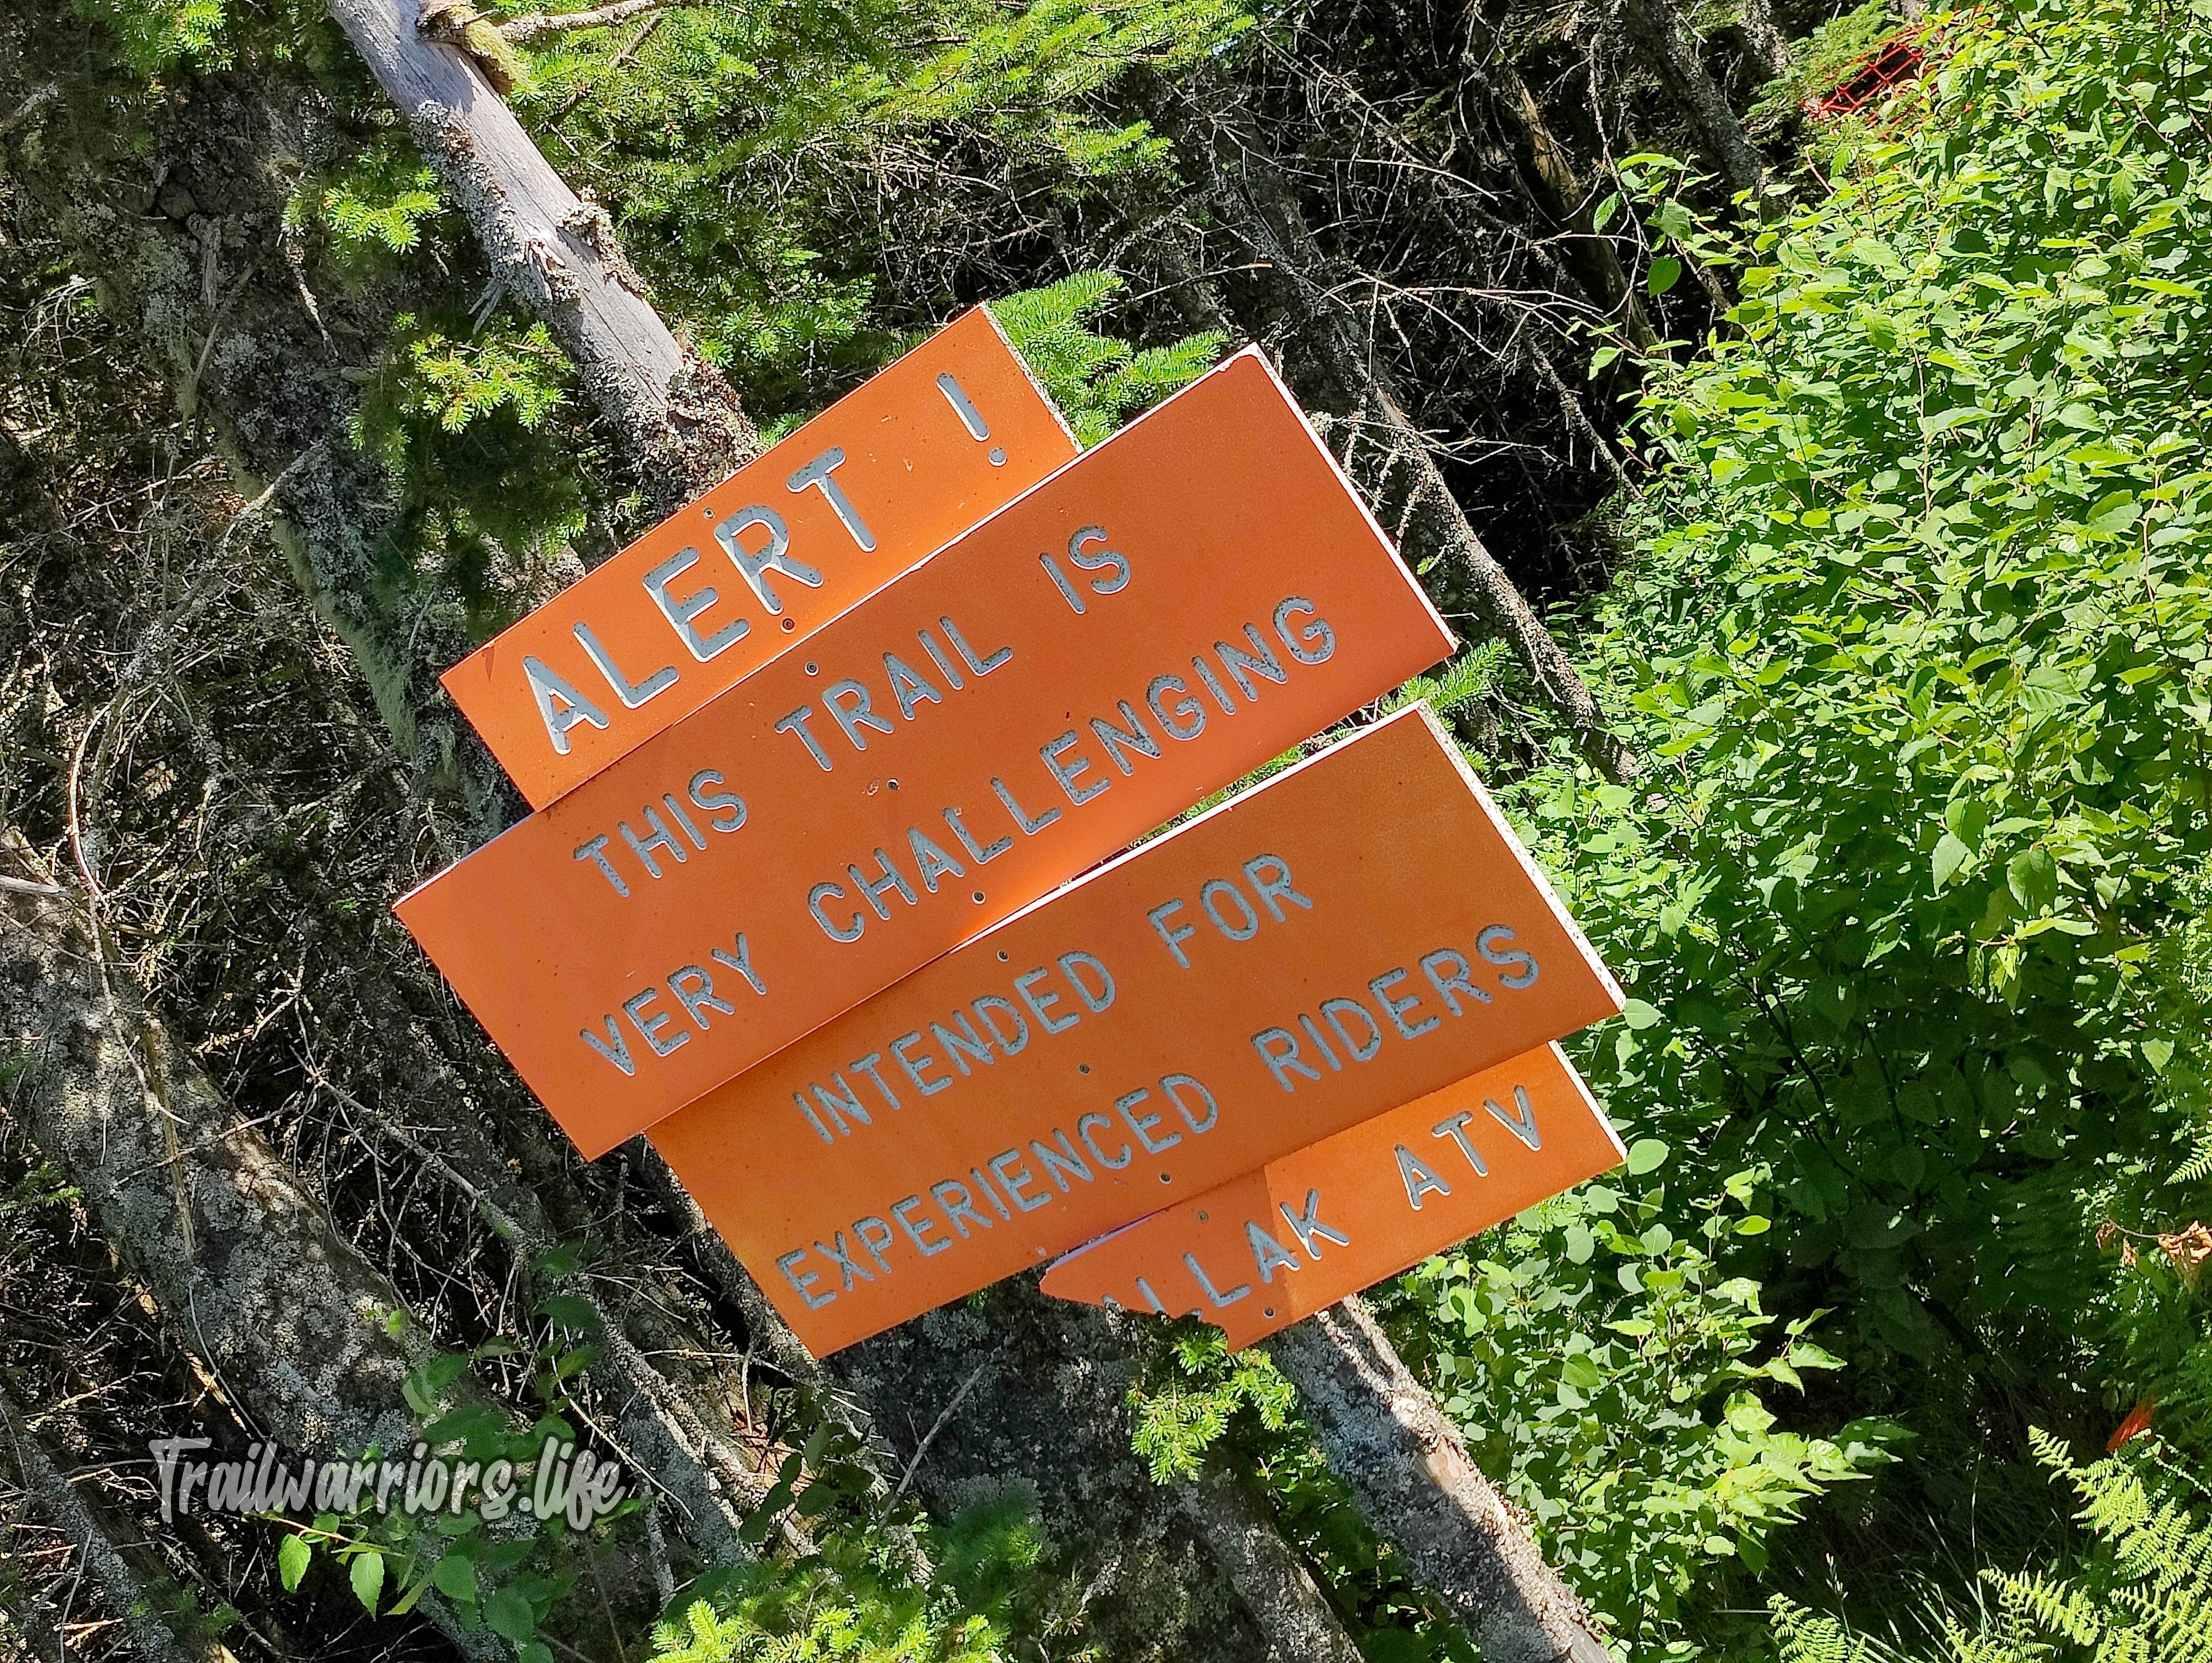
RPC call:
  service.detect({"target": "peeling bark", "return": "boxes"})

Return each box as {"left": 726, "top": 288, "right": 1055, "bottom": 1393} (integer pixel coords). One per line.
{"left": 1265, "top": 1300, "right": 1616, "bottom": 1663}
{"left": 323, "top": 0, "right": 757, "bottom": 511}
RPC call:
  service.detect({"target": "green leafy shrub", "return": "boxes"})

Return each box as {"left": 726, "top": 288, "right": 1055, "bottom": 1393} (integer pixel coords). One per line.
{"left": 1522, "top": 0, "right": 2212, "bottom": 1368}
{"left": 1120, "top": 1149, "right": 1894, "bottom": 1657}
{"left": 1397, "top": 0, "right": 2212, "bottom": 1647}
{"left": 1397, "top": 1148, "right": 1900, "bottom": 1651}
{"left": 651, "top": 1496, "right": 1042, "bottom": 1663}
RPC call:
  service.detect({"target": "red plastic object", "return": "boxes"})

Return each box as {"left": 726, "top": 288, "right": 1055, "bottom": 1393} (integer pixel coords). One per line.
{"left": 1807, "top": 29, "right": 1928, "bottom": 118}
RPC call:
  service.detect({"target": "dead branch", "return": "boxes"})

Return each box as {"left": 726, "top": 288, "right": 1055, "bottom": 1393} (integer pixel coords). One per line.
{"left": 499, "top": 0, "right": 679, "bottom": 45}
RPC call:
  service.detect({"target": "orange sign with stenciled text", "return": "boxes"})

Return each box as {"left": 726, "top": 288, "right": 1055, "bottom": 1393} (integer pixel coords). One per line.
{"left": 395, "top": 351, "right": 1456, "bottom": 1159}
{"left": 1040, "top": 1042, "right": 1624, "bottom": 1348}
{"left": 649, "top": 707, "right": 1624, "bottom": 1355}
{"left": 443, "top": 308, "right": 1079, "bottom": 808}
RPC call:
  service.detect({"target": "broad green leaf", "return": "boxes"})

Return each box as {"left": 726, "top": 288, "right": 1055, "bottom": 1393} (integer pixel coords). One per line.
{"left": 278, "top": 1534, "right": 311, "bottom": 1593}
{"left": 349, "top": 1550, "right": 384, "bottom": 1616}
{"left": 537, "top": 1291, "right": 602, "bottom": 1334}
{"left": 430, "top": 1553, "right": 478, "bottom": 1604}
{"left": 1932, "top": 830, "right": 1973, "bottom": 888}
{"left": 484, "top": 1587, "right": 535, "bottom": 1644}
{"left": 2007, "top": 845, "right": 2060, "bottom": 913}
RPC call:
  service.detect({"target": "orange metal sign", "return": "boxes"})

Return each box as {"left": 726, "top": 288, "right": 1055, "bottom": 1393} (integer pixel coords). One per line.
{"left": 1040, "top": 1042, "right": 1623, "bottom": 1348}
{"left": 442, "top": 308, "right": 1078, "bottom": 808}
{"left": 649, "top": 707, "right": 1624, "bottom": 1355}
{"left": 397, "top": 351, "right": 1456, "bottom": 1159}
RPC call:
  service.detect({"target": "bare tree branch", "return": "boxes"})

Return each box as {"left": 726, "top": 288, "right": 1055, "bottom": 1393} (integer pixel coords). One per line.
{"left": 499, "top": 0, "right": 679, "bottom": 45}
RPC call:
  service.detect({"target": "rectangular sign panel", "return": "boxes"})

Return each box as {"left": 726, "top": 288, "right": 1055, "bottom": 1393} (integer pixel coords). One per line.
{"left": 398, "top": 351, "right": 1457, "bottom": 1158}
{"left": 444, "top": 307, "right": 1079, "bottom": 808}
{"left": 1040, "top": 1042, "right": 1623, "bottom": 1348}
{"left": 649, "top": 707, "right": 1624, "bottom": 1354}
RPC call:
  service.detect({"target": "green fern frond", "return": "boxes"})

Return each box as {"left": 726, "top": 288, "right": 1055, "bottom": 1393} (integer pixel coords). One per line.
{"left": 1986, "top": 1567, "right": 2103, "bottom": 1647}
{"left": 1771, "top": 1596, "right": 1888, "bottom": 1663}
{"left": 2115, "top": 1579, "right": 2212, "bottom": 1660}
{"left": 1806, "top": 1433, "right": 2212, "bottom": 1663}
{"left": 1932, "top": 1608, "right": 2042, "bottom": 1663}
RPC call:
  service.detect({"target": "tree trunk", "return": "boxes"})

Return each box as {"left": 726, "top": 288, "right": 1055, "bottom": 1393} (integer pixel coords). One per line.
{"left": 0, "top": 1379, "right": 225, "bottom": 1663}
{"left": 1265, "top": 1299, "right": 1617, "bottom": 1663}
{"left": 1145, "top": 82, "right": 1640, "bottom": 782}
{"left": 324, "top": 0, "right": 757, "bottom": 513}
{"left": 1173, "top": 1465, "right": 1368, "bottom": 1663}
{"left": 0, "top": 849, "right": 526, "bottom": 1660}
{"left": 840, "top": 1282, "right": 1306, "bottom": 1663}
{"left": 1732, "top": 0, "right": 1792, "bottom": 84}
{"left": 1615, "top": 0, "right": 1767, "bottom": 200}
